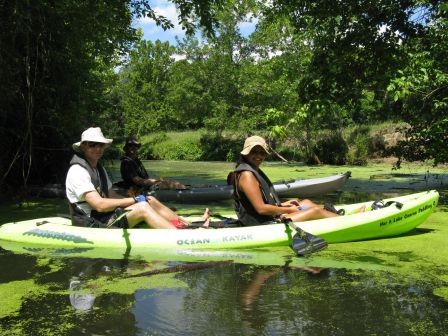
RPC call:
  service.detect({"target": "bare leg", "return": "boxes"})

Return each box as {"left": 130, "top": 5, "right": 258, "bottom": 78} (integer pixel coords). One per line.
{"left": 125, "top": 202, "right": 176, "bottom": 229}
{"left": 240, "top": 270, "right": 279, "bottom": 307}
{"left": 146, "top": 196, "right": 178, "bottom": 221}
{"left": 285, "top": 206, "right": 338, "bottom": 222}
{"left": 298, "top": 199, "right": 320, "bottom": 208}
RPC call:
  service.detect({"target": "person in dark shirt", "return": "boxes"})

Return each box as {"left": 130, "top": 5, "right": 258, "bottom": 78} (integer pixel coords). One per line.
{"left": 120, "top": 136, "right": 187, "bottom": 191}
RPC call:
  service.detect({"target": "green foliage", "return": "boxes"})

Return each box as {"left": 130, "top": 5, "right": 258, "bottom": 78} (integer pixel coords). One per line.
{"left": 0, "top": 0, "right": 139, "bottom": 190}
{"left": 271, "top": 0, "right": 415, "bottom": 104}
{"left": 153, "top": 141, "right": 203, "bottom": 161}
{"left": 352, "top": 90, "right": 384, "bottom": 124}
{"left": 2, "top": 0, "right": 448, "bottom": 196}
{"left": 164, "top": 59, "right": 214, "bottom": 128}
{"left": 345, "top": 126, "right": 371, "bottom": 166}
{"left": 138, "top": 133, "right": 168, "bottom": 159}
{"left": 312, "top": 131, "right": 348, "bottom": 165}
{"left": 116, "top": 39, "right": 177, "bottom": 135}
{"left": 386, "top": 6, "right": 448, "bottom": 164}
{"left": 199, "top": 133, "right": 244, "bottom": 161}
{"left": 145, "top": 132, "right": 203, "bottom": 161}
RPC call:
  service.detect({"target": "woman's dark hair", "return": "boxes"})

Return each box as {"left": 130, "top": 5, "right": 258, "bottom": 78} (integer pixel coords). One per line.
{"left": 235, "top": 154, "right": 249, "bottom": 168}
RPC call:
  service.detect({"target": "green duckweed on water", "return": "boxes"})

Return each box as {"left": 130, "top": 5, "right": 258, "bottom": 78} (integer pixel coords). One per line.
{"left": 0, "top": 280, "right": 37, "bottom": 318}
{"left": 314, "top": 206, "right": 448, "bottom": 300}
{"left": 84, "top": 272, "right": 188, "bottom": 295}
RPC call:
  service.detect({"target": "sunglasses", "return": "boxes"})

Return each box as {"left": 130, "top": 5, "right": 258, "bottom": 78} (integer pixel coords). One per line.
{"left": 85, "top": 141, "right": 106, "bottom": 148}
{"left": 250, "top": 149, "right": 267, "bottom": 155}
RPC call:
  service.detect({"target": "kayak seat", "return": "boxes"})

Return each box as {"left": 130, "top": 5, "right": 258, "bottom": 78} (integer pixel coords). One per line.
{"left": 371, "top": 200, "right": 403, "bottom": 211}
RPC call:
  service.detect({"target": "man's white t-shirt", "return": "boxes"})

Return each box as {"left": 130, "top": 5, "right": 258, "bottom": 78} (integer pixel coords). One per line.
{"left": 66, "top": 164, "right": 112, "bottom": 216}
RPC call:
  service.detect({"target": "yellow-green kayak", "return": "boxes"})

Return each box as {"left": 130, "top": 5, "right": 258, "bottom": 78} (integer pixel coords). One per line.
{"left": 0, "top": 190, "right": 438, "bottom": 250}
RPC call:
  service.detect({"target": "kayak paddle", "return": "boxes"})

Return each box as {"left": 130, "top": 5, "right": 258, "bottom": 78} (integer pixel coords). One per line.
{"left": 282, "top": 218, "right": 328, "bottom": 257}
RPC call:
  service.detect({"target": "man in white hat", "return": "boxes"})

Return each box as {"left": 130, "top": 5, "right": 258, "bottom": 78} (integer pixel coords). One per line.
{"left": 65, "top": 127, "right": 184, "bottom": 229}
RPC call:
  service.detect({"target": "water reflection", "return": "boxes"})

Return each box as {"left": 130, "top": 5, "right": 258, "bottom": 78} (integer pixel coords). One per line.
{"left": 240, "top": 265, "right": 327, "bottom": 309}
{"left": 69, "top": 277, "right": 95, "bottom": 312}
{"left": 1, "top": 249, "right": 448, "bottom": 335}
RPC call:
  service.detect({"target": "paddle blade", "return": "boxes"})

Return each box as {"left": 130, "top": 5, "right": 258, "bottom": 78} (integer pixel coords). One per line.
{"left": 291, "top": 231, "right": 328, "bottom": 257}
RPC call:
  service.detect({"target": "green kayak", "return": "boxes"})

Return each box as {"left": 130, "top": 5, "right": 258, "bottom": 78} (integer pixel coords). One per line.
{"left": 0, "top": 190, "right": 438, "bottom": 250}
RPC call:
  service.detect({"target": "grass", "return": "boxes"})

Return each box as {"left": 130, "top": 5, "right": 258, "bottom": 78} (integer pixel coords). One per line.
{"left": 143, "top": 130, "right": 202, "bottom": 144}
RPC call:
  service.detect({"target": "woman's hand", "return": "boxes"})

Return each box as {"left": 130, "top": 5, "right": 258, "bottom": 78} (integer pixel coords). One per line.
{"left": 281, "top": 200, "right": 300, "bottom": 207}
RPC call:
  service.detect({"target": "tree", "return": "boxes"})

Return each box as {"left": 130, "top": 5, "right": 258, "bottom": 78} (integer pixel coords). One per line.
{"left": 255, "top": 0, "right": 448, "bottom": 162}
{"left": 0, "top": 0, "right": 228, "bottom": 194}
{"left": 387, "top": 3, "right": 448, "bottom": 164}
{"left": 115, "top": 38, "right": 177, "bottom": 135}
{"left": 0, "top": 0, "right": 138, "bottom": 191}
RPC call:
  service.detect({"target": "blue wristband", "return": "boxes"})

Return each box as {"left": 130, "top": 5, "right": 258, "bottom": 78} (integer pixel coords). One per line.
{"left": 134, "top": 195, "right": 146, "bottom": 203}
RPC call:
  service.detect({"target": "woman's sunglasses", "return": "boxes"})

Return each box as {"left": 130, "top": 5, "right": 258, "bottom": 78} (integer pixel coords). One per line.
{"left": 250, "top": 149, "right": 267, "bottom": 155}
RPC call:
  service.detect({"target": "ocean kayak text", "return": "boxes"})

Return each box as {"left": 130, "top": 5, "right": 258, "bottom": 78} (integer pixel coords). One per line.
{"left": 176, "top": 234, "right": 253, "bottom": 246}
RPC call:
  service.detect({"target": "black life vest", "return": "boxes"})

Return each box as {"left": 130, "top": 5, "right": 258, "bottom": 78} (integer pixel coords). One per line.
{"left": 120, "top": 155, "right": 149, "bottom": 188}
{"left": 233, "top": 162, "right": 281, "bottom": 226}
{"left": 68, "top": 154, "right": 110, "bottom": 227}
{"left": 69, "top": 154, "right": 109, "bottom": 197}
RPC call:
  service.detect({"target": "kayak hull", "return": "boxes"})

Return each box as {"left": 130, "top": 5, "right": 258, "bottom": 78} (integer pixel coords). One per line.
{"left": 0, "top": 191, "right": 438, "bottom": 250}
{"left": 273, "top": 171, "right": 351, "bottom": 198}
{"left": 147, "top": 171, "right": 351, "bottom": 202}
{"left": 30, "top": 172, "right": 351, "bottom": 202}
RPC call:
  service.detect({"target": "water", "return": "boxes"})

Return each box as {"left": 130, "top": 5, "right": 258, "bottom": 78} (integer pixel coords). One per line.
{"left": 1, "top": 250, "right": 447, "bottom": 335}
{"left": 1, "top": 162, "right": 448, "bottom": 335}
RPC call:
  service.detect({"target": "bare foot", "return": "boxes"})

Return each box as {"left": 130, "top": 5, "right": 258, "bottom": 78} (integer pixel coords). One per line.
{"left": 202, "top": 208, "right": 211, "bottom": 228}
{"left": 358, "top": 205, "right": 366, "bottom": 213}
{"left": 202, "top": 208, "right": 211, "bottom": 220}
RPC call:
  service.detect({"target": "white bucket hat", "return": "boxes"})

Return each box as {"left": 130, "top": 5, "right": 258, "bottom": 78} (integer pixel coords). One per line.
{"left": 72, "top": 127, "right": 113, "bottom": 151}
{"left": 240, "top": 136, "right": 270, "bottom": 155}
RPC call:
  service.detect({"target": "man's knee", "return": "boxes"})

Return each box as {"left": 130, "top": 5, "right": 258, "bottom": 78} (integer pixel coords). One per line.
{"left": 147, "top": 196, "right": 158, "bottom": 203}
{"left": 130, "top": 201, "right": 151, "bottom": 214}
{"left": 310, "top": 206, "right": 323, "bottom": 215}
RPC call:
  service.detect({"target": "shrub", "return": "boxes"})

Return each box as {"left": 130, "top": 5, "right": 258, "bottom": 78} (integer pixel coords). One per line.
{"left": 199, "top": 133, "right": 244, "bottom": 161}
{"left": 346, "top": 126, "right": 371, "bottom": 165}
{"left": 102, "top": 145, "right": 122, "bottom": 160}
{"left": 368, "top": 133, "right": 386, "bottom": 156}
{"left": 151, "top": 139, "right": 203, "bottom": 161}
{"left": 312, "top": 131, "right": 348, "bottom": 164}
{"left": 139, "top": 133, "right": 169, "bottom": 159}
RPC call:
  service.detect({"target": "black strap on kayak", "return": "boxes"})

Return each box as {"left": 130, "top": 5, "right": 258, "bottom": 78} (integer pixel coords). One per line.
{"left": 182, "top": 218, "right": 241, "bottom": 229}
{"left": 281, "top": 218, "right": 328, "bottom": 257}
{"left": 371, "top": 200, "right": 403, "bottom": 210}
{"left": 176, "top": 212, "right": 242, "bottom": 229}
{"left": 323, "top": 203, "right": 346, "bottom": 215}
